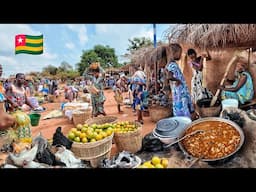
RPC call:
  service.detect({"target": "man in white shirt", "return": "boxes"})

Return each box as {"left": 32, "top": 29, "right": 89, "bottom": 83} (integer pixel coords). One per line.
{"left": 132, "top": 66, "right": 146, "bottom": 80}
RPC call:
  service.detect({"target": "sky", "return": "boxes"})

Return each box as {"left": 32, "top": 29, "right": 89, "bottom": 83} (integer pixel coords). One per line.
{"left": 0, "top": 24, "right": 174, "bottom": 78}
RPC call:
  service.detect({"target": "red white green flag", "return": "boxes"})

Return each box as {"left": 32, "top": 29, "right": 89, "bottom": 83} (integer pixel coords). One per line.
{"left": 15, "top": 34, "right": 43, "bottom": 55}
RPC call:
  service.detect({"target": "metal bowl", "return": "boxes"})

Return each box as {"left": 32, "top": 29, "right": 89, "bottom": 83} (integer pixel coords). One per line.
{"left": 154, "top": 117, "right": 192, "bottom": 137}
{"left": 178, "top": 117, "right": 245, "bottom": 162}
{"left": 153, "top": 117, "right": 192, "bottom": 144}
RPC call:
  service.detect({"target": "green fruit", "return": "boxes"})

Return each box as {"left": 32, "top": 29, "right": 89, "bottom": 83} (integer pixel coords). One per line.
{"left": 81, "top": 127, "right": 87, "bottom": 133}
{"left": 68, "top": 132, "right": 75, "bottom": 140}
{"left": 82, "top": 137, "right": 88, "bottom": 143}
{"left": 74, "top": 136, "right": 81, "bottom": 142}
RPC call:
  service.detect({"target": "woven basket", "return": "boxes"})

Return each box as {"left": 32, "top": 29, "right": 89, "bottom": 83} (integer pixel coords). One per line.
{"left": 86, "top": 116, "right": 118, "bottom": 125}
{"left": 81, "top": 95, "right": 90, "bottom": 103}
{"left": 114, "top": 122, "right": 142, "bottom": 153}
{"left": 71, "top": 132, "right": 114, "bottom": 160}
{"left": 149, "top": 106, "right": 172, "bottom": 122}
{"left": 89, "top": 150, "right": 111, "bottom": 168}
{"left": 72, "top": 109, "right": 91, "bottom": 126}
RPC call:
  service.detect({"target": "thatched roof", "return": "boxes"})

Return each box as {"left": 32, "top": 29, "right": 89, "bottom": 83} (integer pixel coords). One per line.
{"left": 119, "top": 63, "right": 134, "bottom": 71}
{"left": 166, "top": 24, "right": 256, "bottom": 50}
{"left": 105, "top": 67, "right": 120, "bottom": 73}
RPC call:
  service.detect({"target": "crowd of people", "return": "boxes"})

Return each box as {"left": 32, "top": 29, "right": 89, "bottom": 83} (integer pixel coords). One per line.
{"left": 0, "top": 43, "right": 255, "bottom": 131}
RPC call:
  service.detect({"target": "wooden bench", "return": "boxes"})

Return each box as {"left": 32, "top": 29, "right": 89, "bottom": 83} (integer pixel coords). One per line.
{"left": 240, "top": 98, "right": 256, "bottom": 110}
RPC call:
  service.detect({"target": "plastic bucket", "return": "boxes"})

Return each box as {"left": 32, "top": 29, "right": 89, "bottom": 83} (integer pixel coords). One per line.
{"left": 29, "top": 113, "right": 41, "bottom": 126}
{"left": 221, "top": 99, "right": 239, "bottom": 110}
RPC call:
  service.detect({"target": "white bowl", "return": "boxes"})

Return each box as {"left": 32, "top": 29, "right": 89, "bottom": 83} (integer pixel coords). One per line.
{"left": 222, "top": 99, "right": 239, "bottom": 109}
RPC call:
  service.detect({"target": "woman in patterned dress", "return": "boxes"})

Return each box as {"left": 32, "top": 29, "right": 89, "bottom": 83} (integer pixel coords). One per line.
{"left": 165, "top": 44, "right": 194, "bottom": 118}
{"left": 220, "top": 59, "right": 254, "bottom": 104}
{"left": 90, "top": 68, "right": 107, "bottom": 117}
{"left": 187, "top": 48, "right": 213, "bottom": 104}
{"left": 5, "top": 73, "right": 35, "bottom": 139}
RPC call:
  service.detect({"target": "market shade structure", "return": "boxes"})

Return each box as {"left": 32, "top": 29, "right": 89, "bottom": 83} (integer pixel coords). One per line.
{"left": 166, "top": 24, "right": 256, "bottom": 50}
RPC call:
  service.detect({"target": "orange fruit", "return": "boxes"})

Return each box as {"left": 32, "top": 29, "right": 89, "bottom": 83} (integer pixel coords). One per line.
{"left": 80, "top": 133, "right": 86, "bottom": 139}
{"left": 161, "top": 158, "right": 169, "bottom": 168}
{"left": 151, "top": 156, "right": 161, "bottom": 166}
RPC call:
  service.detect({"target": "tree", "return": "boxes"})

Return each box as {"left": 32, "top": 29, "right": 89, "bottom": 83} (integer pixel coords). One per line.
{"left": 56, "top": 70, "right": 80, "bottom": 82}
{"left": 42, "top": 65, "right": 58, "bottom": 75}
{"left": 76, "top": 50, "right": 99, "bottom": 75}
{"left": 127, "top": 37, "right": 153, "bottom": 52}
{"left": 77, "top": 45, "right": 120, "bottom": 75}
{"left": 93, "top": 45, "right": 119, "bottom": 68}
{"left": 58, "top": 61, "right": 73, "bottom": 72}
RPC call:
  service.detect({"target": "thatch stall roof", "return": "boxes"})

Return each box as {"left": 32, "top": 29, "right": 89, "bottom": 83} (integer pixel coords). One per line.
{"left": 105, "top": 67, "right": 120, "bottom": 73}
{"left": 167, "top": 24, "right": 256, "bottom": 50}
{"left": 137, "top": 45, "right": 168, "bottom": 69}
{"left": 164, "top": 24, "right": 256, "bottom": 96}
{"left": 119, "top": 63, "right": 134, "bottom": 71}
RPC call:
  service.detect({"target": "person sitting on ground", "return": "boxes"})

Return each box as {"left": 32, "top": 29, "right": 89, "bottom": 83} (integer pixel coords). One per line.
{"left": 64, "top": 85, "right": 78, "bottom": 102}
{"left": 220, "top": 58, "right": 254, "bottom": 104}
{"left": 5, "top": 73, "right": 35, "bottom": 112}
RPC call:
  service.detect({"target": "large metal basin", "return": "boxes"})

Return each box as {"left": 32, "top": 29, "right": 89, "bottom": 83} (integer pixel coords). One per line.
{"left": 178, "top": 117, "right": 245, "bottom": 163}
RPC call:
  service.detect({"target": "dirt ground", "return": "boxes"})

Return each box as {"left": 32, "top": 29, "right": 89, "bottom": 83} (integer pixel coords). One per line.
{"left": 31, "top": 89, "right": 156, "bottom": 156}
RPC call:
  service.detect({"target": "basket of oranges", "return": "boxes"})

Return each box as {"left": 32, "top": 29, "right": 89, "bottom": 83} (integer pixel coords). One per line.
{"left": 113, "top": 121, "right": 143, "bottom": 153}
{"left": 69, "top": 123, "right": 114, "bottom": 162}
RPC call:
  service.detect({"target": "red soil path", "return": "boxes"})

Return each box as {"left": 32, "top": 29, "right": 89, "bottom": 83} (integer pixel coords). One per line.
{"left": 31, "top": 89, "right": 156, "bottom": 156}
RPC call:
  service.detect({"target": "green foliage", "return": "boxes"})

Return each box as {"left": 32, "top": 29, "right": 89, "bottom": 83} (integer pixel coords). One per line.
{"left": 127, "top": 37, "right": 153, "bottom": 52}
{"left": 58, "top": 61, "right": 73, "bottom": 72}
{"left": 40, "top": 62, "right": 79, "bottom": 81}
{"left": 42, "top": 65, "right": 58, "bottom": 75}
{"left": 77, "top": 45, "right": 119, "bottom": 75}
{"left": 56, "top": 70, "right": 80, "bottom": 81}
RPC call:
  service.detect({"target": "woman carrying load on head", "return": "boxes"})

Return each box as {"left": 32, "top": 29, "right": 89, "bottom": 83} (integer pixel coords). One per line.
{"left": 83, "top": 63, "right": 106, "bottom": 117}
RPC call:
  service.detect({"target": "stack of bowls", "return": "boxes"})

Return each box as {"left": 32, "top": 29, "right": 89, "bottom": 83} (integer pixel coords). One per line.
{"left": 152, "top": 117, "right": 192, "bottom": 144}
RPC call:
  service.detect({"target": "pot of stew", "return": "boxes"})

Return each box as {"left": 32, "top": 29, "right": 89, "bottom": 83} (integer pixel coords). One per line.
{"left": 178, "top": 117, "right": 245, "bottom": 165}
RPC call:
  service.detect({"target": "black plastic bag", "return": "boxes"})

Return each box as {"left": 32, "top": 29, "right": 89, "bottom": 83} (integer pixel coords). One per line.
{"left": 141, "top": 132, "right": 165, "bottom": 152}
{"left": 52, "top": 127, "right": 73, "bottom": 149}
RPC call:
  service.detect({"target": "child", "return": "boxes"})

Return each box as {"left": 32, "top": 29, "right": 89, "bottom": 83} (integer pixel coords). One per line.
{"left": 113, "top": 86, "right": 124, "bottom": 113}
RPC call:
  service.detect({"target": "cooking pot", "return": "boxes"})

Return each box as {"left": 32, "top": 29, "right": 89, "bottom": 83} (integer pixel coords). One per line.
{"left": 178, "top": 117, "right": 245, "bottom": 165}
